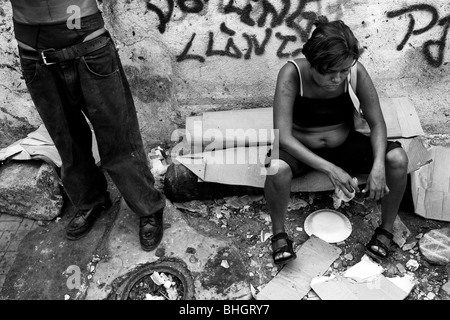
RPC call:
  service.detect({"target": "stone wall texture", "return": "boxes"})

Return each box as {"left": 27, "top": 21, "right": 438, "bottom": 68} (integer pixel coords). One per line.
{"left": 1, "top": 0, "right": 449, "bottom": 152}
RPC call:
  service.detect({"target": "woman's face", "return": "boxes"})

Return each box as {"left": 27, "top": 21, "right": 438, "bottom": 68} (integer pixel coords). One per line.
{"left": 311, "top": 57, "right": 354, "bottom": 91}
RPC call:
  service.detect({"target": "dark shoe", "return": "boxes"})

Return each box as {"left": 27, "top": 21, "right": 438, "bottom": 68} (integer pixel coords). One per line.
{"left": 66, "top": 201, "right": 111, "bottom": 241}
{"left": 365, "top": 227, "right": 394, "bottom": 261}
{"left": 139, "top": 209, "right": 164, "bottom": 252}
{"left": 271, "top": 232, "right": 297, "bottom": 266}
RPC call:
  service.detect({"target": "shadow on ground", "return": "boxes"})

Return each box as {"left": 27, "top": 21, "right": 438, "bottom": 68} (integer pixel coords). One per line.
{"left": 0, "top": 189, "right": 121, "bottom": 300}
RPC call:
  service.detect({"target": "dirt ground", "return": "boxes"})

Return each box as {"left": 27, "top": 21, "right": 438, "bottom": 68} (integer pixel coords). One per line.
{"left": 174, "top": 187, "right": 450, "bottom": 300}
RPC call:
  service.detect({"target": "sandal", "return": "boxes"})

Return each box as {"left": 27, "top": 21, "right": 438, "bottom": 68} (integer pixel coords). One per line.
{"left": 271, "top": 232, "right": 297, "bottom": 266}
{"left": 365, "top": 227, "right": 394, "bottom": 261}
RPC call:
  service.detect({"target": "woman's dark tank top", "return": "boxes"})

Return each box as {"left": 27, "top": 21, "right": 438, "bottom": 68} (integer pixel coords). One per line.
{"left": 11, "top": 0, "right": 104, "bottom": 50}
{"left": 289, "top": 60, "right": 355, "bottom": 128}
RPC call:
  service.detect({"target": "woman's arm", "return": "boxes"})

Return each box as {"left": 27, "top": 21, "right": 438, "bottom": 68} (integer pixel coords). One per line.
{"left": 273, "top": 62, "right": 358, "bottom": 196}
{"left": 274, "top": 63, "right": 329, "bottom": 170}
{"left": 355, "top": 62, "right": 390, "bottom": 200}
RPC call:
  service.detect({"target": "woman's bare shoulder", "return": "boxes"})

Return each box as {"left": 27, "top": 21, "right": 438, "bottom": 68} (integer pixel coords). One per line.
{"left": 355, "top": 61, "right": 370, "bottom": 78}
{"left": 278, "top": 58, "right": 307, "bottom": 78}
{"left": 284, "top": 58, "right": 307, "bottom": 71}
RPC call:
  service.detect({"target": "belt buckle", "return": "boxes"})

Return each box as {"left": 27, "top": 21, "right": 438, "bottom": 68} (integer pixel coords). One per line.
{"left": 40, "top": 48, "right": 56, "bottom": 65}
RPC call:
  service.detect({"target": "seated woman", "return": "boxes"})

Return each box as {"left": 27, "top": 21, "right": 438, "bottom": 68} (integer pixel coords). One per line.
{"left": 264, "top": 17, "right": 408, "bottom": 265}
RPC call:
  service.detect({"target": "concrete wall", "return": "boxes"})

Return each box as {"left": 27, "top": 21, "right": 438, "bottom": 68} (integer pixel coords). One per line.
{"left": 1, "top": 0, "right": 449, "bottom": 152}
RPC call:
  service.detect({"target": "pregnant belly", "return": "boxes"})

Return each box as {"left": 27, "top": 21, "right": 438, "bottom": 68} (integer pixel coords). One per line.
{"left": 292, "top": 122, "right": 351, "bottom": 149}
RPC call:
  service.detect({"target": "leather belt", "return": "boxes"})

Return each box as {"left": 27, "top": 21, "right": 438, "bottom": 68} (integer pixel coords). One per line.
{"left": 19, "top": 35, "right": 111, "bottom": 65}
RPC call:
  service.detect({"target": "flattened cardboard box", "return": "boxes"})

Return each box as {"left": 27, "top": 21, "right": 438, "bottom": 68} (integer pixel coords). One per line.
{"left": 255, "top": 235, "right": 341, "bottom": 300}
{"left": 411, "top": 146, "right": 450, "bottom": 222}
{"left": 177, "top": 97, "right": 430, "bottom": 192}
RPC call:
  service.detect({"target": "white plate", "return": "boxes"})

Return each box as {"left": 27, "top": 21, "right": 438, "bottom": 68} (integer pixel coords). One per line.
{"left": 304, "top": 209, "right": 352, "bottom": 243}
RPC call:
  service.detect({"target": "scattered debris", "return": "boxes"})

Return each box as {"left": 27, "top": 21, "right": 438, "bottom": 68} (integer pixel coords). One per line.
{"left": 396, "top": 263, "right": 407, "bottom": 274}
{"left": 150, "top": 272, "right": 166, "bottom": 286}
{"left": 260, "top": 231, "right": 272, "bottom": 243}
{"left": 406, "top": 259, "right": 420, "bottom": 272}
{"left": 308, "top": 193, "right": 315, "bottom": 204}
{"left": 148, "top": 146, "right": 169, "bottom": 176}
{"left": 224, "top": 195, "right": 262, "bottom": 209}
{"left": 173, "top": 200, "right": 208, "bottom": 216}
{"left": 85, "top": 254, "right": 102, "bottom": 283}
{"left": 250, "top": 283, "right": 257, "bottom": 299}
{"left": 144, "top": 293, "right": 165, "bottom": 300}
{"left": 128, "top": 271, "right": 183, "bottom": 300}
{"left": 402, "top": 241, "right": 417, "bottom": 251}
{"left": 287, "top": 195, "right": 309, "bottom": 211}
{"left": 392, "top": 217, "right": 411, "bottom": 248}
{"left": 344, "top": 253, "right": 353, "bottom": 261}
{"left": 427, "top": 292, "right": 436, "bottom": 300}
{"left": 170, "top": 181, "right": 449, "bottom": 300}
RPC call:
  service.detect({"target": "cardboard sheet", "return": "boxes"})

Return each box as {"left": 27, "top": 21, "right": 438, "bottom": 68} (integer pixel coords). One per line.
{"left": 202, "top": 108, "right": 273, "bottom": 149}
{"left": 178, "top": 135, "right": 430, "bottom": 191}
{"left": 255, "top": 235, "right": 341, "bottom": 300}
{"left": 178, "top": 97, "right": 429, "bottom": 192}
{"left": 0, "top": 124, "right": 100, "bottom": 168}
{"left": 177, "top": 146, "right": 270, "bottom": 187}
{"left": 311, "top": 274, "right": 409, "bottom": 300}
{"left": 411, "top": 146, "right": 450, "bottom": 222}
{"left": 355, "top": 97, "right": 425, "bottom": 138}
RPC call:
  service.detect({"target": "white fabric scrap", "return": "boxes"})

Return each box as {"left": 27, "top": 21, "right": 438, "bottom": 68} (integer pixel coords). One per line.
{"left": 332, "top": 177, "right": 358, "bottom": 209}
{"left": 343, "top": 254, "right": 384, "bottom": 283}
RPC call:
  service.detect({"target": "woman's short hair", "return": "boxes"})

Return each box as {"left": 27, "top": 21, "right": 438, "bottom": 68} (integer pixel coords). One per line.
{"left": 302, "top": 16, "right": 362, "bottom": 74}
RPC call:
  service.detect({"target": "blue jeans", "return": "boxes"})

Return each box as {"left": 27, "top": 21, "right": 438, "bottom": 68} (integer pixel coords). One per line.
{"left": 18, "top": 34, "right": 165, "bottom": 217}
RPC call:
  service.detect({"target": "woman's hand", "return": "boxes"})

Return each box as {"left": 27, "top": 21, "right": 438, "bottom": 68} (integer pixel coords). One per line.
{"left": 362, "top": 164, "right": 388, "bottom": 200}
{"left": 327, "top": 165, "right": 360, "bottom": 198}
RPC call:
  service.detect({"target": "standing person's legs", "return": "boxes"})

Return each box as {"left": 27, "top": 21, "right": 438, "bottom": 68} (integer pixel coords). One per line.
{"left": 78, "top": 36, "right": 165, "bottom": 251}
{"left": 18, "top": 48, "right": 112, "bottom": 241}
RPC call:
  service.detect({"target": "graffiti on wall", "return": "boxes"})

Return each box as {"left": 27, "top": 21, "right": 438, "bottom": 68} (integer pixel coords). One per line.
{"left": 145, "top": 0, "right": 346, "bottom": 62}
{"left": 387, "top": 4, "right": 449, "bottom": 67}
{"left": 144, "top": 1, "right": 449, "bottom": 67}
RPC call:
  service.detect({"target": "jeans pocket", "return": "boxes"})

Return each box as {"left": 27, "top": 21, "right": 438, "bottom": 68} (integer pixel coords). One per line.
{"left": 19, "top": 57, "right": 40, "bottom": 84}
{"left": 81, "top": 42, "right": 119, "bottom": 77}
